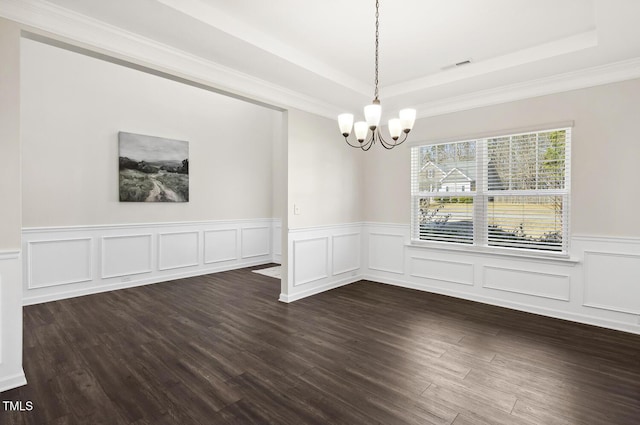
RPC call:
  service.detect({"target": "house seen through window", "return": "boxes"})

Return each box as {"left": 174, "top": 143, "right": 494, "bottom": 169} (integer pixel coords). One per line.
{"left": 410, "top": 127, "right": 570, "bottom": 253}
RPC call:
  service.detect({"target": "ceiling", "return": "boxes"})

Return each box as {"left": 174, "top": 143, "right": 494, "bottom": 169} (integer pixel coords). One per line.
{"left": 11, "top": 0, "right": 640, "bottom": 119}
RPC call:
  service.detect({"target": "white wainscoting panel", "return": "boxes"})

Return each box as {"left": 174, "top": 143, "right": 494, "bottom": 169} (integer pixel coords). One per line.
{"left": 241, "top": 227, "right": 270, "bottom": 259}
{"left": 282, "top": 224, "right": 363, "bottom": 302}
{"left": 293, "top": 237, "right": 329, "bottom": 286}
{"left": 332, "top": 233, "right": 360, "bottom": 276}
{"left": 22, "top": 219, "right": 275, "bottom": 305}
{"left": 0, "top": 252, "right": 27, "bottom": 392}
{"left": 410, "top": 257, "right": 474, "bottom": 286}
{"left": 27, "top": 238, "right": 92, "bottom": 289}
{"left": 369, "top": 233, "right": 405, "bottom": 274}
{"left": 273, "top": 224, "right": 282, "bottom": 264}
{"left": 482, "top": 265, "right": 571, "bottom": 301}
{"left": 204, "top": 229, "right": 237, "bottom": 264}
{"left": 583, "top": 251, "right": 640, "bottom": 315}
{"left": 102, "top": 234, "right": 152, "bottom": 278}
{"left": 158, "top": 231, "right": 199, "bottom": 271}
{"left": 362, "top": 224, "right": 640, "bottom": 335}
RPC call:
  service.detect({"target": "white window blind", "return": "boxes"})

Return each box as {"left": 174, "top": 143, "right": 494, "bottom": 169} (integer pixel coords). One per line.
{"left": 411, "top": 127, "right": 571, "bottom": 253}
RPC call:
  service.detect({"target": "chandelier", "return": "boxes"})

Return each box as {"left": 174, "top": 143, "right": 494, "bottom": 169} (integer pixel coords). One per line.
{"left": 338, "top": 0, "right": 416, "bottom": 151}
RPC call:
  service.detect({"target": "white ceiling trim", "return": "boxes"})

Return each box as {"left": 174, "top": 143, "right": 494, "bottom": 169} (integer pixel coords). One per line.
{"left": 2, "top": 0, "right": 640, "bottom": 122}
{"left": 383, "top": 30, "right": 599, "bottom": 99}
{"left": 414, "top": 56, "right": 640, "bottom": 118}
{"left": 0, "top": 0, "right": 342, "bottom": 118}
{"left": 157, "top": 0, "right": 372, "bottom": 97}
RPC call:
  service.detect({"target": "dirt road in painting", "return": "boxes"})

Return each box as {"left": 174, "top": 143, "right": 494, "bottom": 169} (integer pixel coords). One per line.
{"left": 145, "top": 175, "right": 184, "bottom": 202}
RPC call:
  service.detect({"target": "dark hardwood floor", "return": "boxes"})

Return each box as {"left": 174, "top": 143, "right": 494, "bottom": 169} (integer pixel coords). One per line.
{"left": 2, "top": 265, "right": 639, "bottom": 424}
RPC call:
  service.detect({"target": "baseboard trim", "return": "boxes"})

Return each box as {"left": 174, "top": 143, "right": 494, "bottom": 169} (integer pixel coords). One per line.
{"left": 23, "top": 259, "right": 271, "bottom": 306}
{"left": 280, "top": 275, "right": 360, "bottom": 303}
{"left": 363, "top": 274, "right": 640, "bottom": 336}
{"left": 0, "top": 370, "right": 27, "bottom": 393}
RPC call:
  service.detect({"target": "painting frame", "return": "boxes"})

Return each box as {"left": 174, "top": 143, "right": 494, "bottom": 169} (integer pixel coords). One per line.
{"left": 118, "top": 132, "right": 189, "bottom": 203}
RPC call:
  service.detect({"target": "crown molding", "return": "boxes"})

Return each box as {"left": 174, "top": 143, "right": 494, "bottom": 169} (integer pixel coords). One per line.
{"left": 384, "top": 30, "right": 599, "bottom": 98}
{"left": 156, "top": 0, "right": 371, "bottom": 97}
{"left": 413, "top": 56, "right": 640, "bottom": 119}
{"left": 0, "top": 0, "right": 342, "bottom": 119}
{"left": 2, "top": 0, "right": 640, "bottom": 122}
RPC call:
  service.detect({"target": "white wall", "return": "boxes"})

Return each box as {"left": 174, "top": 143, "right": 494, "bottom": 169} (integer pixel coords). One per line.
{"left": 279, "top": 81, "right": 640, "bottom": 330}
{"left": 21, "top": 37, "right": 280, "bottom": 227}
{"left": 364, "top": 78, "right": 640, "bottom": 237}
{"left": 359, "top": 79, "right": 640, "bottom": 334}
{"left": 287, "top": 109, "right": 363, "bottom": 229}
{"left": 5, "top": 12, "right": 640, "bottom": 398}
{"left": 0, "top": 18, "right": 26, "bottom": 392}
{"left": 281, "top": 109, "right": 364, "bottom": 301}
{"left": 19, "top": 37, "right": 283, "bottom": 305}
{"left": 271, "top": 112, "right": 285, "bottom": 264}
{"left": 0, "top": 19, "right": 21, "bottom": 249}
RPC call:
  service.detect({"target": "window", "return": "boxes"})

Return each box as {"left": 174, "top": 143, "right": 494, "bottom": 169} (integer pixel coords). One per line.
{"left": 427, "top": 169, "right": 434, "bottom": 178}
{"left": 411, "top": 127, "right": 570, "bottom": 253}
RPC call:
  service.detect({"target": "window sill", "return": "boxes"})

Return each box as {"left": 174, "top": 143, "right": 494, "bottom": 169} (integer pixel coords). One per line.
{"left": 406, "top": 241, "right": 580, "bottom": 265}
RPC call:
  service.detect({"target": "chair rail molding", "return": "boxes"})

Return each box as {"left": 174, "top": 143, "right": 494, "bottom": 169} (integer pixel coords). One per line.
{"left": 22, "top": 219, "right": 279, "bottom": 305}
{"left": 361, "top": 223, "right": 640, "bottom": 335}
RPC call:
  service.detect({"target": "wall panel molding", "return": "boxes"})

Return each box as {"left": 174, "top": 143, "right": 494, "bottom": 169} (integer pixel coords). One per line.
{"left": 284, "top": 224, "right": 363, "bottom": 302}
{"left": 204, "top": 229, "right": 238, "bottom": 264}
{"left": 482, "top": 265, "right": 571, "bottom": 301}
{"left": 368, "top": 233, "right": 405, "bottom": 274}
{"left": 293, "top": 237, "right": 329, "bottom": 286}
{"left": 410, "top": 257, "right": 474, "bottom": 286}
{"left": 272, "top": 224, "right": 282, "bottom": 264}
{"left": 101, "top": 234, "right": 152, "bottom": 279}
{"left": 362, "top": 223, "right": 640, "bottom": 335}
{"left": 26, "top": 238, "right": 92, "bottom": 289}
{"left": 20, "top": 219, "right": 640, "bottom": 337}
{"left": 583, "top": 251, "right": 640, "bottom": 315}
{"left": 158, "top": 231, "right": 199, "bottom": 271}
{"left": 332, "top": 233, "right": 360, "bottom": 276}
{"left": 22, "top": 219, "right": 275, "bottom": 305}
{"left": 241, "top": 227, "right": 271, "bottom": 259}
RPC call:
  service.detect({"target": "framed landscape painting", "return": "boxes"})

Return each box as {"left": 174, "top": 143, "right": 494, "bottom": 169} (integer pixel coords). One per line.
{"left": 118, "top": 132, "right": 189, "bottom": 202}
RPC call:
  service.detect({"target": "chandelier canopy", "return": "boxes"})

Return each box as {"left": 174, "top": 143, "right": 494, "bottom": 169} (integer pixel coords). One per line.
{"left": 338, "top": 0, "right": 416, "bottom": 151}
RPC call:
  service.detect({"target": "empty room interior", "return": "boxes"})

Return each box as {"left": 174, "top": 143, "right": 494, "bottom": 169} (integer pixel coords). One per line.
{"left": 1, "top": 1, "right": 640, "bottom": 424}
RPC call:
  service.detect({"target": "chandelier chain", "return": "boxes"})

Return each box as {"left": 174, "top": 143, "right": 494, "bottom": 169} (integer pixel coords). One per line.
{"left": 338, "top": 0, "right": 416, "bottom": 150}
{"left": 374, "top": 0, "right": 379, "bottom": 101}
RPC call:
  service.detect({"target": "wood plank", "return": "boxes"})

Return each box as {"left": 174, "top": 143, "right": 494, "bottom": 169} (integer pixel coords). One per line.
{"left": 1, "top": 266, "right": 639, "bottom": 424}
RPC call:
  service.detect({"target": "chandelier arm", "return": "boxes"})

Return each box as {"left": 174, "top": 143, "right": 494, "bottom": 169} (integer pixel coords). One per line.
{"left": 376, "top": 128, "right": 397, "bottom": 150}
{"left": 344, "top": 131, "right": 375, "bottom": 151}
{"left": 337, "top": 0, "right": 415, "bottom": 150}
{"left": 392, "top": 132, "right": 409, "bottom": 147}
{"left": 361, "top": 131, "right": 375, "bottom": 151}
{"left": 344, "top": 135, "right": 365, "bottom": 149}
{"left": 377, "top": 129, "right": 409, "bottom": 150}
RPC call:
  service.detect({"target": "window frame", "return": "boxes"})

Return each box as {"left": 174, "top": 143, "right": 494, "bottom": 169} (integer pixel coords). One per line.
{"left": 410, "top": 126, "right": 571, "bottom": 256}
